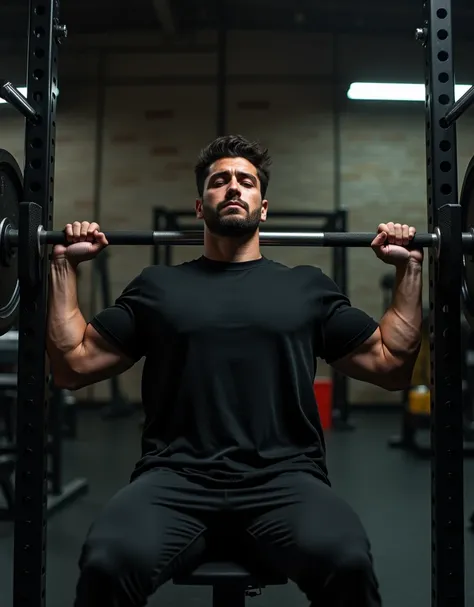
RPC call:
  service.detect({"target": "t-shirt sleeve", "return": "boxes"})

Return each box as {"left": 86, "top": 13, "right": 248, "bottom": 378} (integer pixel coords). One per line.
{"left": 315, "top": 269, "right": 379, "bottom": 364}
{"left": 89, "top": 272, "right": 146, "bottom": 361}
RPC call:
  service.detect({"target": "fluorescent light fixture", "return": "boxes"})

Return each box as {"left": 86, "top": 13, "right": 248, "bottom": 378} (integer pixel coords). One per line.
{"left": 347, "top": 82, "right": 472, "bottom": 102}
{"left": 0, "top": 86, "right": 27, "bottom": 104}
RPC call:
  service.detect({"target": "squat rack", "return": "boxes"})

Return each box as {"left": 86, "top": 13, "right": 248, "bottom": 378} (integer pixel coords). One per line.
{"left": 3, "top": 0, "right": 473, "bottom": 606}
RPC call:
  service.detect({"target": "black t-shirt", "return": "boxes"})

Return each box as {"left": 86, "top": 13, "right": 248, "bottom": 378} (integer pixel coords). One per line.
{"left": 90, "top": 256, "right": 378, "bottom": 486}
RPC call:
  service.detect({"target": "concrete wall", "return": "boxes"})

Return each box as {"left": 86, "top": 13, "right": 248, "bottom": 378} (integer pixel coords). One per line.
{"left": 2, "top": 29, "right": 474, "bottom": 405}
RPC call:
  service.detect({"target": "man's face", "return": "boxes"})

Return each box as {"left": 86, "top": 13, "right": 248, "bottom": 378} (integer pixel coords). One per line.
{"left": 196, "top": 157, "right": 268, "bottom": 237}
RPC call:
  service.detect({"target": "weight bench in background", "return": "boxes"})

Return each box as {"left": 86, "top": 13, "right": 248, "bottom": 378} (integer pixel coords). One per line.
{"left": 173, "top": 545, "right": 288, "bottom": 607}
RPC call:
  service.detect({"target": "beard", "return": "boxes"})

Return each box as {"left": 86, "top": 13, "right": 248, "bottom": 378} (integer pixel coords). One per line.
{"left": 202, "top": 199, "right": 262, "bottom": 238}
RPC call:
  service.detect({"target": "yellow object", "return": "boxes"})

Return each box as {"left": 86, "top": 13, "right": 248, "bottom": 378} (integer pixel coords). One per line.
{"left": 407, "top": 319, "right": 431, "bottom": 415}
{"left": 408, "top": 385, "right": 431, "bottom": 415}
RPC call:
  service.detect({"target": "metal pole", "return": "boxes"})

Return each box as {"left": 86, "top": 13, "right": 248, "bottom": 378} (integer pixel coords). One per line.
{"left": 422, "top": 0, "right": 465, "bottom": 605}
{"left": 13, "top": 1, "right": 60, "bottom": 606}
{"left": 5, "top": 229, "right": 447, "bottom": 248}
{"left": 90, "top": 51, "right": 106, "bottom": 322}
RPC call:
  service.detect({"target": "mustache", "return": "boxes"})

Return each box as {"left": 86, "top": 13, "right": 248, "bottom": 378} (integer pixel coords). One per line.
{"left": 217, "top": 198, "right": 248, "bottom": 211}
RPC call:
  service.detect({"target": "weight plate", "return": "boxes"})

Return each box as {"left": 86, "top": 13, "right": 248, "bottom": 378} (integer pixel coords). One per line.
{"left": 461, "top": 155, "right": 474, "bottom": 330}
{"left": 0, "top": 149, "right": 22, "bottom": 336}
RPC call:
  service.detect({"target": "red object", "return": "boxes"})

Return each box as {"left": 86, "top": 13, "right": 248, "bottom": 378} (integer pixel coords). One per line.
{"left": 313, "top": 379, "right": 333, "bottom": 430}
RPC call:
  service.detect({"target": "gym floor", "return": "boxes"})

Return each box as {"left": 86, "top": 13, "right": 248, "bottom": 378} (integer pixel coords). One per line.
{"left": 1, "top": 409, "right": 474, "bottom": 607}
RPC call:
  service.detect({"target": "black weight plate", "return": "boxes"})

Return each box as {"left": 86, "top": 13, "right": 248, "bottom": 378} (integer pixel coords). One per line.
{"left": 461, "top": 154, "right": 474, "bottom": 330}
{"left": 0, "top": 149, "right": 21, "bottom": 336}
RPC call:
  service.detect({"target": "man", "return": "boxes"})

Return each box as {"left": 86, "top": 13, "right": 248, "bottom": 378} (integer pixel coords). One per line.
{"left": 47, "top": 134, "right": 423, "bottom": 607}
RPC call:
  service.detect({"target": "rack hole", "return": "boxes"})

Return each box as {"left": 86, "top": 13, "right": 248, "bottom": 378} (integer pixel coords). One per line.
{"left": 441, "top": 183, "right": 452, "bottom": 195}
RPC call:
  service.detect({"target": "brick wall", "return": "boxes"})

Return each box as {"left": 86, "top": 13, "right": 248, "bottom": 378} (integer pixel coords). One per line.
{"left": 1, "top": 30, "right": 473, "bottom": 405}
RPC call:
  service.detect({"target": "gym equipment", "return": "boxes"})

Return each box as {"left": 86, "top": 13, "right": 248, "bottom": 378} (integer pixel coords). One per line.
{"left": 461, "top": 154, "right": 474, "bottom": 329}
{"left": 0, "top": 328, "right": 85, "bottom": 519}
{"left": 0, "top": 222, "right": 461, "bottom": 247}
{"left": 0, "top": 150, "right": 21, "bottom": 337}
{"left": 383, "top": 300, "right": 474, "bottom": 456}
{"left": 0, "top": 375, "right": 87, "bottom": 521}
{"left": 1, "top": 162, "right": 474, "bottom": 341}
{"left": 381, "top": 266, "right": 474, "bottom": 456}
{"left": 1, "top": 0, "right": 472, "bottom": 606}
{"left": 172, "top": 540, "right": 288, "bottom": 607}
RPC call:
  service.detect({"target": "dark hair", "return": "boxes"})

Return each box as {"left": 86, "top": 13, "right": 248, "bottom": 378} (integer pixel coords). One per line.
{"left": 194, "top": 134, "right": 271, "bottom": 198}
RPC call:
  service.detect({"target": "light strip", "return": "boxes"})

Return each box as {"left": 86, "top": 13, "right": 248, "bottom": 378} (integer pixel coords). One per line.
{"left": 0, "top": 87, "right": 28, "bottom": 104}
{"left": 347, "top": 82, "right": 472, "bottom": 102}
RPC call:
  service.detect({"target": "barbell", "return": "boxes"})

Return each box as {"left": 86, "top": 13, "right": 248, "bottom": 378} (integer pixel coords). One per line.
{"left": 0, "top": 226, "right": 461, "bottom": 248}
{"left": 2, "top": 147, "right": 474, "bottom": 337}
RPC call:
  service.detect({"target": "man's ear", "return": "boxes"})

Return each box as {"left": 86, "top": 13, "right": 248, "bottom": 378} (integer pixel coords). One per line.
{"left": 260, "top": 199, "right": 269, "bottom": 222}
{"left": 196, "top": 199, "right": 203, "bottom": 218}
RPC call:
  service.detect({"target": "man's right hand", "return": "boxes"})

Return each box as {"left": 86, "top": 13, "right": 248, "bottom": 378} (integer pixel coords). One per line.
{"left": 52, "top": 221, "right": 108, "bottom": 266}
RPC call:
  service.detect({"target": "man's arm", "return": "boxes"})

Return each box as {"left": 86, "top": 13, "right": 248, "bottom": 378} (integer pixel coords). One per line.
{"left": 331, "top": 258, "right": 422, "bottom": 391}
{"left": 47, "top": 258, "right": 135, "bottom": 391}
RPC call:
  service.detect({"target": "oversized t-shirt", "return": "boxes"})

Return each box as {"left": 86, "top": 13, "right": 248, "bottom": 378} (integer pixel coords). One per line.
{"left": 90, "top": 256, "right": 378, "bottom": 486}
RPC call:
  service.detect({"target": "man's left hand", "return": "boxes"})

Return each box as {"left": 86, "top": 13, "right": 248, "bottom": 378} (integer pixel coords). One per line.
{"left": 371, "top": 222, "right": 423, "bottom": 267}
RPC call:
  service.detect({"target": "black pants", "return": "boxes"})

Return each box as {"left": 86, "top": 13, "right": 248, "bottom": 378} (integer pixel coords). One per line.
{"left": 74, "top": 468, "right": 381, "bottom": 607}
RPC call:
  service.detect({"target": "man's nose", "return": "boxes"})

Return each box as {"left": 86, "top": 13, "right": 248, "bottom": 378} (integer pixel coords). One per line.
{"left": 226, "top": 176, "right": 241, "bottom": 195}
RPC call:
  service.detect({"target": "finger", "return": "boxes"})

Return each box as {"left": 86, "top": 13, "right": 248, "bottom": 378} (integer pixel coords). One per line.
{"left": 384, "top": 222, "right": 394, "bottom": 244}
{"left": 79, "top": 221, "right": 90, "bottom": 241}
{"left": 371, "top": 231, "right": 387, "bottom": 247}
{"left": 64, "top": 223, "right": 73, "bottom": 242}
{"left": 87, "top": 222, "right": 100, "bottom": 241}
{"left": 393, "top": 223, "right": 402, "bottom": 244}
{"left": 95, "top": 231, "right": 109, "bottom": 246}
{"left": 401, "top": 224, "right": 410, "bottom": 246}
{"left": 377, "top": 223, "right": 389, "bottom": 234}
{"left": 72, "top": 221, "right": 82, "bottom": 240}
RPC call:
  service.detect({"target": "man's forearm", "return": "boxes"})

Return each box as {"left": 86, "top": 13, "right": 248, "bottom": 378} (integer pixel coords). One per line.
{"left": 379, "top": 260, "right": 423, "bottom": 380}
{"left": 47, "top": 259, "right": 87, "bottom": 374}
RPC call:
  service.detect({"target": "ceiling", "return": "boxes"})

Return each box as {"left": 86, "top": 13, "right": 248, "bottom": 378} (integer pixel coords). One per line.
{"left": 1, "top": 0, "right": 474, "bottom": 40}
